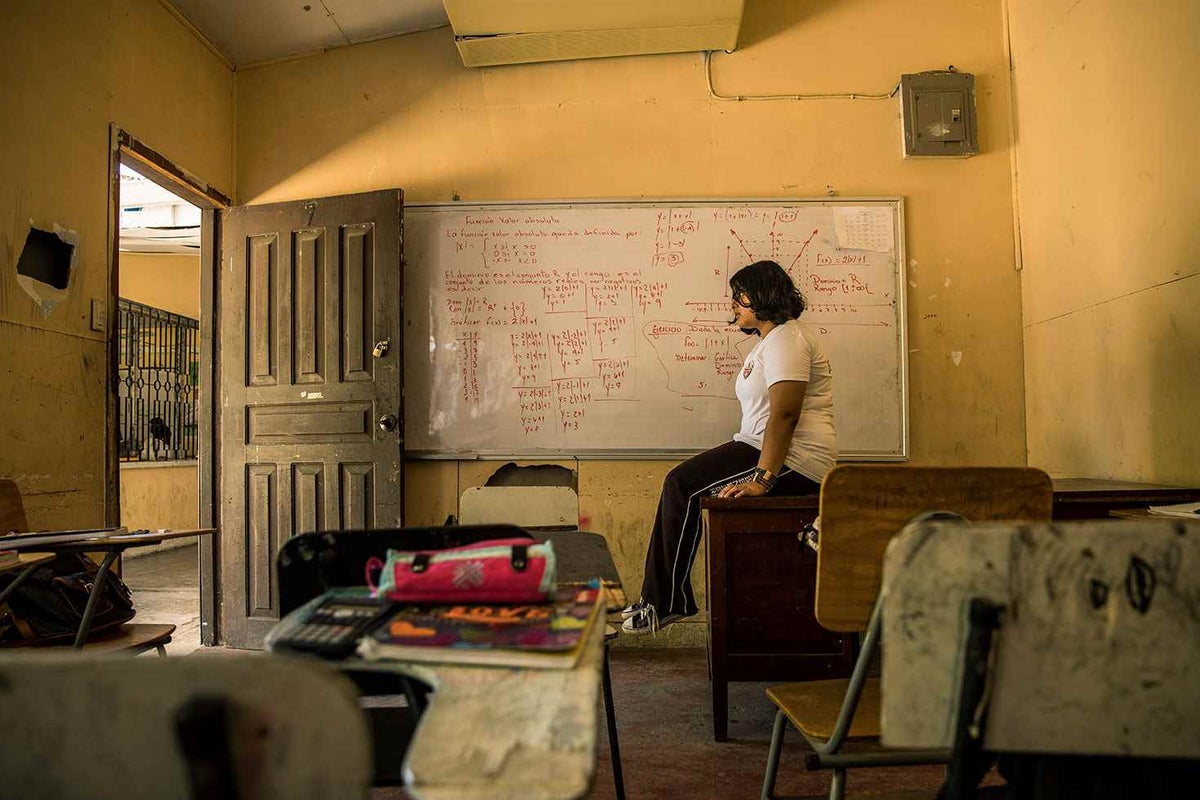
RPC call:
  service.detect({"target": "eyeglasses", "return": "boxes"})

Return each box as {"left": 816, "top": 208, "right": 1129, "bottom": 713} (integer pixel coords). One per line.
{"left": 731, "top": 294, "right": 752, "bottom": 308}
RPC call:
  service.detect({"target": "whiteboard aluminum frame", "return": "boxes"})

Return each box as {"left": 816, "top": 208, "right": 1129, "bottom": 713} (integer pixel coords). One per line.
{"left": 403, "top": 197, "right": 908, "bottom": 462}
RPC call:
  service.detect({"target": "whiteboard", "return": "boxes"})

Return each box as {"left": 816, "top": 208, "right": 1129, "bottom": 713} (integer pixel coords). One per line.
{"left": 403, "top": 199, "right": 907, "bottom": 459}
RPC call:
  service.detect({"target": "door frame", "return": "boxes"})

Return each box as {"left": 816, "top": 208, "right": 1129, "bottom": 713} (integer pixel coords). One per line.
{"left": 106, "top": 125, "right": 232, "bottom": 644}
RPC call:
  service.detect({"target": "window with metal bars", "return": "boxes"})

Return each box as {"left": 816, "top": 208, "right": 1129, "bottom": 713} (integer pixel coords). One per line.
{"left": 117, "top": 299, "right": 199, "bottom": 461}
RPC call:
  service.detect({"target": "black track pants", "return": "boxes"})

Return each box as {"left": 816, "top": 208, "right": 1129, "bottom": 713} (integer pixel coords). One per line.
{"left": 637, "top": 440, "right": 820, "bottom": 617}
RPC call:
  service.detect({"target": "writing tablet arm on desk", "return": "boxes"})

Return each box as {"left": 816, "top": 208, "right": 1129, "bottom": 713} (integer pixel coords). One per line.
{"left": 401, "top": 617, "right": 606, "bottom": 800}
{"left": 1, "top": 528, "right": 217, "bottom": 649}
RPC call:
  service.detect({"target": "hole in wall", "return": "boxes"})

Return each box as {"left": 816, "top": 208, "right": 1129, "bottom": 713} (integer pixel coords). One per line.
{"left": 484, "top": 462, "right": 576, "bottom": 491}
{"left": 17, "top": 227, "right": 75, "bottom": 290}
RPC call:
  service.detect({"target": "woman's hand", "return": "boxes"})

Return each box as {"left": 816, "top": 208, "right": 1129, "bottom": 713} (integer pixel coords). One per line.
{"left": 718, "top": 480, "right": 769, "bottom": 499}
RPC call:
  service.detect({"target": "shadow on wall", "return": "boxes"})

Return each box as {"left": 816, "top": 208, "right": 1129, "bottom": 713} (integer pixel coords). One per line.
{"left": 738, "top": 0, "right": 845, "bottom": 50}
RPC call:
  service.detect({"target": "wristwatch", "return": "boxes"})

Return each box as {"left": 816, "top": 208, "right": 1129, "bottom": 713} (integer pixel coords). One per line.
{"left": 750, "top": 467, "right": 778, "bottom": 491}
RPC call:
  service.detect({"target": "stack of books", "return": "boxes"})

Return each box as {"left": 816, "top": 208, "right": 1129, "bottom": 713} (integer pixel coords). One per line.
{"left": 356, "top": 583, "right": 603, "bottom": 669}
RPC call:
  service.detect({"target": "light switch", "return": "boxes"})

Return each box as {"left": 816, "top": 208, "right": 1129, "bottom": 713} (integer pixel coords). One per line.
{"left": 91, "top": 298, "right": 106, "bottom": 332}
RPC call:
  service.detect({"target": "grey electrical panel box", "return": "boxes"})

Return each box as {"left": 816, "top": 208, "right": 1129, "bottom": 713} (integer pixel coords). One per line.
{"left": 900, "top": 71, "right": 977, "bottom": 157}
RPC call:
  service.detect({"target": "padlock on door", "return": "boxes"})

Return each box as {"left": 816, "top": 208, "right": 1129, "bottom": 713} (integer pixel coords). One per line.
{"left": 372, "top": 337, "right": 391, "bottom": 358}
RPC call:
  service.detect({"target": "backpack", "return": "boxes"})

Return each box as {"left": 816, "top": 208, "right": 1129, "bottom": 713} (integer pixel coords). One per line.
{"left": 0, "top": 552, "right": 136, "bottom": 645}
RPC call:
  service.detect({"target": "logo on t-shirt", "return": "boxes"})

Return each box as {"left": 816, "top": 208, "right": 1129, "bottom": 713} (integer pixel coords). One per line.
{"left": 743, "top": 363, "right": 753, "bottom": 379}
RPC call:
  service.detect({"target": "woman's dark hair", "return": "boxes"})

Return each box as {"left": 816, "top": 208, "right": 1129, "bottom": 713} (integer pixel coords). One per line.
{"left": 729, "top": 260, "right": 805, "bottom": 324}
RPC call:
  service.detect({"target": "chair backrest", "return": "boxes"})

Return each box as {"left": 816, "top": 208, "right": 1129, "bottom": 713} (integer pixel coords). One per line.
{"left": 1, "top": 478, "right": 29, "bottom": 534}
{"left": 0, "top": 653, "right": 370, "bottom": 800}
{"left": 277, "top": 524, "right": 535, "bottom": 615}
{"left": 881, "top": 518, "right": 1200, "bottom": 758}
{"left": 459, "top": 486, "right": 578, "bottom": 528}
{"left": 815, "top": 465, "right": 1053, "bottom": 632}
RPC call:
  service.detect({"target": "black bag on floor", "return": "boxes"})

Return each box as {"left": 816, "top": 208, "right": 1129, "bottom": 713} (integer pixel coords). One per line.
{"left": 0, "top": 552, "right": 136, "bottom": 645}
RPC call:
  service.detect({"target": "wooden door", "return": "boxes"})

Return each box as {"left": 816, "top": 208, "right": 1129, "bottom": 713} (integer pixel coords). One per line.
{"left": 217, "top": 190, "right": 403, "bottom": 647}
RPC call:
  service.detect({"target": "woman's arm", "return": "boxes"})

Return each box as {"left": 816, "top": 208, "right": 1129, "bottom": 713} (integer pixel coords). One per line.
{"left": 719, "top": 380, "right": 807, "bottom": 498}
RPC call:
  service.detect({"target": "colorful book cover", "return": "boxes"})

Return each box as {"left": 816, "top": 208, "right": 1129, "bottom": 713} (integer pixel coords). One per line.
{"left": 356, "top": 584, "right": 602, "bottom": 669}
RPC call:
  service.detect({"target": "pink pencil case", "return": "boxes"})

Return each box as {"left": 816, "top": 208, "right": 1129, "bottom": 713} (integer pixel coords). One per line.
{"left": 366, "top": 537, "right": 557, "bottom": 604}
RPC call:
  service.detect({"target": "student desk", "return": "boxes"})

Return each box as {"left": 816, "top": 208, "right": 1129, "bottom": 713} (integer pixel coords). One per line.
{"left": 1, "top": 527, "right": 215, "bottom": 648}
{"left": 267, "top": 529, "right": 624, "bottom": 800}
{"left": 1050, "top": 477, "right": 1200, "bottom": 518}
{"left": 880, "top": 518, "right": 1200, "bottom": 759}
{"left": 268, "top": 591, "right": 606, "bottom": 800}
{"left": 701, "top": 476, "right": 1200, "bottom": 742}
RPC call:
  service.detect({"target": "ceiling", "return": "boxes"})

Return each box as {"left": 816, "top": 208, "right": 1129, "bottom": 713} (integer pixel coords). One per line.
{"left": 119, "top": 165, "right": 201, "bottom": 255}
{"left": 167, "top": 0, "right": 450, "bottom": 68}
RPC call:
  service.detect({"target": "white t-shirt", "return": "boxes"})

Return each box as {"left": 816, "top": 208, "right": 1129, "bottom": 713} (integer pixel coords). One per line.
{"left": 732, "top": 319, "right": 837, "bottom": 483}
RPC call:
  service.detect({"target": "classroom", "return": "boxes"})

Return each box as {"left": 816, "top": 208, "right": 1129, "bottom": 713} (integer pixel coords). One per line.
{"left": 1, "top": 0, "right": 1198, "bottom": 797}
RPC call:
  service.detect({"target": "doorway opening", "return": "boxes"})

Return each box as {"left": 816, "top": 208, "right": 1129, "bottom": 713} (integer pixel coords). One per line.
{"left": 116, "top": 165, "right": 203, "bottom": 654}
{"left": 108, "top": 127, "right": 229, "bottom": 648}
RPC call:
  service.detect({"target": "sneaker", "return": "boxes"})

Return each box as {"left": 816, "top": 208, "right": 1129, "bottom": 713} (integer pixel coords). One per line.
{"left": 620, "top": 599, "right": 648, "bottom": 620}
{"left": 620, "top": 605, "right": 684, "bottom": 635}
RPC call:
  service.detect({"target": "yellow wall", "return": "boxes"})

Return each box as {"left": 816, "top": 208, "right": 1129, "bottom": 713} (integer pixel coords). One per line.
{"left": 0, "top": 0, "right": 234, "bottom": 529}
{"left": 120, "top": 463, "right": 199, "bottom": 532}
{"left": 1010, "top": 0, "right": 1200, "bottom": 484}
{"left": 119, "top": 252, "right": 201, "bottom": 318}
{"left": 238, "top": 0, "right": 1023, "bottom": 642}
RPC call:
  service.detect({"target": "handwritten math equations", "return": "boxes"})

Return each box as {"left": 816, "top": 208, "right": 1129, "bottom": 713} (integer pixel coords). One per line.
{"left": 404, "top": 200, "right": 907, "bottom": 457}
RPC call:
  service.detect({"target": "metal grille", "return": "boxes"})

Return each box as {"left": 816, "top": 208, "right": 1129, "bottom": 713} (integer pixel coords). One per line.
{"left": 118, "top": 299, "right": 199, "bottom": 461}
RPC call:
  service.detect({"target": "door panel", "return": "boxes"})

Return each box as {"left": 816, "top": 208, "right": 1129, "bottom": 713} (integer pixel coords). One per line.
{"left": 218, "top": 190, "right": 403, "bottom": 648}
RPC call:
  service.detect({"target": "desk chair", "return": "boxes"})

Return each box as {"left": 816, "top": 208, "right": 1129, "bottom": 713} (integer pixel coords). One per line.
{"left": 459, "top": 485, "right": 579, "bottom": 529}
{"left": 881, "top": 517, "right": 1200, "bottom": 799}
{"left": 0, "top": 478, "right": 175, "bottom": 655}
{"left": 760, "top": 466, "right": 1054, "bottom": 800}
{"left": 275, "top": 523, "right": 535, "bottom": 786}
{"left": 457, "top": 490, "right": 626, "bottom": 800}
{"left": 0, "top": 653, "right": 369, "bottom": 800}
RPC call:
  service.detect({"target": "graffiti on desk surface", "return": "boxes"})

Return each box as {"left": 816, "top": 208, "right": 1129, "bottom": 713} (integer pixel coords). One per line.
{"left": 1087, "top": 555, "right": 1158, "bottom": 615}
{"left": 998, "top": 526, "right": 1200, "bottom": 671}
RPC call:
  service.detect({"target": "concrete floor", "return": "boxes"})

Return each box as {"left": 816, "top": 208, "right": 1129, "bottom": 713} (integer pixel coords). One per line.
{"left": 121, "top": 543, "right": 204, "bottom": 656}
{"left": 577, "top": 648, "right": 946, "bottom": 800}
{"left": 126, "top": 545, "right": 949, "bottom": 799}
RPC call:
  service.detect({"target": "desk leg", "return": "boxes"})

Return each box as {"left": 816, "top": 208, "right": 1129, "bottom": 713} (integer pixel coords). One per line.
{"left": 0, "top": 562, "right": 45, "bottom": 607}
{"left": 712, "top": 669, "right": 729, "bottom": 742}
{"left": 74, "top": 550, "right": 120, "bottom": 650}
{"left": 602, "top": 645, "right": 626, "bottom": 800}
{"left": 705, "top": 511, "right": 730, "bottom": 742}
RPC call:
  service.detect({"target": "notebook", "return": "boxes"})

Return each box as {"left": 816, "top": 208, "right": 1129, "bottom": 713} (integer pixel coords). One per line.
{"left": 356, "top": 583, "right": 603, "bottom": 669}
{"left": 1147, "top": 501, "right": 1200, "bottom": 519}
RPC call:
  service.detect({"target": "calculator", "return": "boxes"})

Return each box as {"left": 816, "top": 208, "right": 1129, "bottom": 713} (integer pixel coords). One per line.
{"left": 273, "top": 595, "right": 395, "bottom": 659}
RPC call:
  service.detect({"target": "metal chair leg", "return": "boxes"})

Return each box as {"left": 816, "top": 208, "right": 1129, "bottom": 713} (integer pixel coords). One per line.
{"left": 602, "top": 639, "right": 625, "bottom": 800}
{"left": 761, "top": 710, "right": 788, "bottom": 800}
{"left": 828, "top": 767, "right": 846, "bottom": 800}
{"left": 75, "top": 549, "right": 121, "bottom": 649}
